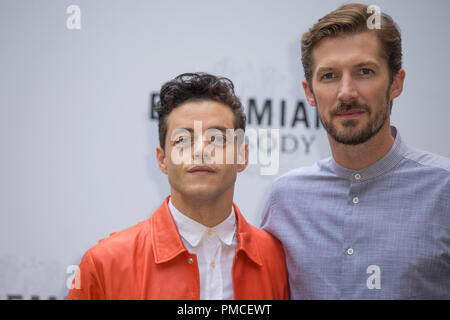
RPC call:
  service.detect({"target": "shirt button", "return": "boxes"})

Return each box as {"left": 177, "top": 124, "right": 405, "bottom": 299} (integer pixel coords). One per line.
{"left": 187, "top": 257, "right": 194, "bottom": 264}
{"left": 354, "top": 173, "right": 361, "bottom": 180}
{"left": 353, "top": 197, "right": 359, "bottom": 204}
{"left": 210, "top": 261, "right": 216, "bottom": 268}
{"left": 208, "top": 230, "right": 214, "bottom": 237}
{"left": 347, "top": 248, "right": 354, "bottom": 255}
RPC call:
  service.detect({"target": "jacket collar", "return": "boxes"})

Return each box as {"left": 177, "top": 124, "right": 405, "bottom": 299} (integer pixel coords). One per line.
{"left": 150, "top": 196, "right": 187, "bottom": 264}
{"left": 233, "top": 203, "right": 263, "bottom": 267}
{"left": 151, "top": 196, "right": 263, "bottom": 266}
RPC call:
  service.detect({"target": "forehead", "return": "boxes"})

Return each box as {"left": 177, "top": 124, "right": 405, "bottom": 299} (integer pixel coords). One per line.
{"left": 166, "top": 100, "right": 235, "bottom": 132}
{"left": 312, "top": 32, "right": 386, "bottom": 71}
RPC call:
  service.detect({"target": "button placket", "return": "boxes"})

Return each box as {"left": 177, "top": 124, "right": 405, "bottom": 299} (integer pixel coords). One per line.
{"left": 344, "top": 178, "right": 361, "bottom": 264}
{"left": 204, "top": 230, "right": 219, "bottom": 266}
{"left": 352, "top": 173, "right": 362, "bottom": 205}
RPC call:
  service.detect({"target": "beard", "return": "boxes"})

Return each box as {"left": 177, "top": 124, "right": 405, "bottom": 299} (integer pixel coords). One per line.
{"left": 317, "top": 89, "right": 391, "bottom": 145}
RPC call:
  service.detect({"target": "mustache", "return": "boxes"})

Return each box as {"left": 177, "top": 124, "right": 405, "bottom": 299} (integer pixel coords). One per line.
{"left": 331, "top": 102, "right": 370, "bottom": 116}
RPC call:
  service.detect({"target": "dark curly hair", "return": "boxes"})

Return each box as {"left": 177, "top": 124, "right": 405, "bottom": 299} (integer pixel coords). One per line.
{"left": 155, "top": 72, "right": 246, "bottom": 150}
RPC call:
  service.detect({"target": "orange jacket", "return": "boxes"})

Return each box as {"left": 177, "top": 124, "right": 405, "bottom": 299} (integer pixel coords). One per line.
{"left": 67, "top": 197, "right": 289, "bottom": 300}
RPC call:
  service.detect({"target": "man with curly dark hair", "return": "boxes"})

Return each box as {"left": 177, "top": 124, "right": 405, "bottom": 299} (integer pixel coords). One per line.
{"left": 67, "top": 72, "right": 289, "bottom": 300}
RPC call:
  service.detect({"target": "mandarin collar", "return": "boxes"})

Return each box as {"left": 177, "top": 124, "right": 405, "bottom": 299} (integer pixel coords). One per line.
{"left": 330, "top": 126, "right": 408, "bottom": 182}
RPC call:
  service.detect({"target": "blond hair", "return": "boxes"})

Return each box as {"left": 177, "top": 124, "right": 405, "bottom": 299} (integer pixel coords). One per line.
{"left": 301, "top": 3, "right": 402, "bottom": 88}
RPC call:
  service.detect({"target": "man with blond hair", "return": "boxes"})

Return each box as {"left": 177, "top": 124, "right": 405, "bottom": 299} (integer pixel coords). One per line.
{"left": 261, "top": 3, "right": 450, "bottom": 299}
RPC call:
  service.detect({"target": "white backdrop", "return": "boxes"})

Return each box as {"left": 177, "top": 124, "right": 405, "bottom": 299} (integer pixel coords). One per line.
{"left": 1, "top": 0, "right": 449, "bottom": 299}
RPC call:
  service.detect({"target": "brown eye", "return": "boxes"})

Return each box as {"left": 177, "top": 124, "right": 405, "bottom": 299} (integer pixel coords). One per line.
{"left": 213, "top": 135, "right": 226, "bottom": 145}
{"left": 175, "top": 136, "right": 190, "bottom": 145}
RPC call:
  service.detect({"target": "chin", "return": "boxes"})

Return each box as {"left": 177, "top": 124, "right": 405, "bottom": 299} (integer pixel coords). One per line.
{"left": 184, "top": 187, "right": 220, "bottom": 199}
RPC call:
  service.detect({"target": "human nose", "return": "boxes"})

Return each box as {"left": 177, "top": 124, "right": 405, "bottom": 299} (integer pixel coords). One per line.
{"left": 337, "top": 73, "right": 358, "bottom": 103}
{"left": 193, "top": 135, "right": 210, "bottom": 163}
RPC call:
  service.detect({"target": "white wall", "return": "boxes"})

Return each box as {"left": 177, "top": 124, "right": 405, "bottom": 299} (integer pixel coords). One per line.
{"left": 1, "top": 0, "right": 449, "bottom": 299}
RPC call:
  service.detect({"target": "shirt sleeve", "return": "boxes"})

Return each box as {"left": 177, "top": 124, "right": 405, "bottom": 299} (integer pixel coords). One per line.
{"left": 259, "top": 188, "right": 275, "bottom": 230}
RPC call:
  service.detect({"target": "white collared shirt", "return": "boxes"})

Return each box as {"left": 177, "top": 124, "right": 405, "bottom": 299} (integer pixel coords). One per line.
{"left": 169, "top": 199, "right": 238, "bottom": 300}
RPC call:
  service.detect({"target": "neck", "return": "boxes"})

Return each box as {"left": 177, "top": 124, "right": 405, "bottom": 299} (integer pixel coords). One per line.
{"left": 170, "top": 188, "right": 235, "bottom": 228}
{"left": 329, "top": 123, "right": 394, "bottom": 171}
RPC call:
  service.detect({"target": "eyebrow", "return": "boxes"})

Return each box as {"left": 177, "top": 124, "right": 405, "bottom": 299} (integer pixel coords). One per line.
{"left": 355, "top": 61, "right": 380, "bottom": 69}
{"left": 206, "top": 126, "right": 228, "bottom": 133}
{"left": 172, "top": 128, "right": 194, "bottom": 135}
{"left": 316, "top": 67, "right": 334, "bottom": 75}
{"left": 316, "top": 61, "right": 380, "bottom": 75}
{"left": 172, "top": 126, "right": 229, "bottom": 135}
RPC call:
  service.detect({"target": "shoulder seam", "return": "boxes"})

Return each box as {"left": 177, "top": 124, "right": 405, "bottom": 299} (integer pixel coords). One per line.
{"left": 85, "top": 250, "right": 106, "bottom": 299}
{"left": 401, "top": 153, "right": 450, "bottom": 174}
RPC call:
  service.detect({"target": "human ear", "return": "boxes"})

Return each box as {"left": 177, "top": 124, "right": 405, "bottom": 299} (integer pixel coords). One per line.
{"left": 156, "top": 146, "right": 168, "bottom": 175}
{"left": 389, "top": 69, "right": 405, "bottom": 101}
{"left": 237, "top": 142, "right": 249, "bottom": 173}
{"left": 302, "top": 80, "right": 317, "bottom": 107}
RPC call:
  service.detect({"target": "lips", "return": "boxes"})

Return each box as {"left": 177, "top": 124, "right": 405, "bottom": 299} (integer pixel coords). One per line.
{"left": 187, "top": 165, "right": 216, "bottom": 175}
{"left": 336, "top": 109, "right": 365, "bottom": 119}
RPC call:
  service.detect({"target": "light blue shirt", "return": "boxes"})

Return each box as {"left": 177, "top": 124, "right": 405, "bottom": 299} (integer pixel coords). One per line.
{"left": 261, "top": 127, "right": 450, "bottom": 299}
